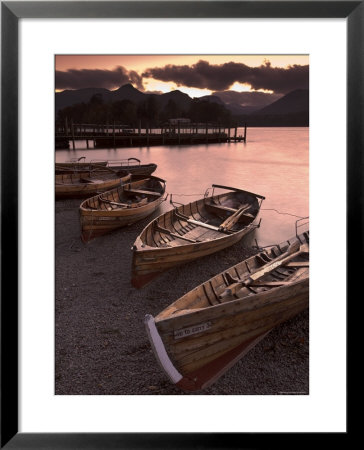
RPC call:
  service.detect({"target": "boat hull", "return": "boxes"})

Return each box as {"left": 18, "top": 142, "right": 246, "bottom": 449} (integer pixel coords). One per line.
{"left": 131, "top": 186, "right": 265, "bottom": 288}
{"left": 146, "top": 279, "right": 308, "bottom": 391}
{"left": 145, "top": 229, "right": 309, "bottom": 391}
{"left": 80, "top": 197, "right": 165, "bottom": 242}
{"left": 55, "top": 173, "right": 130, "bottom": 199}
{"left": 79, "top": 176, "right": 166, "bottom": 242}
{"left": 56, "top": 162, "right": 157, "bottom": 177}
{"left": 132, "top": 225, "right": 256, "bottom": 288}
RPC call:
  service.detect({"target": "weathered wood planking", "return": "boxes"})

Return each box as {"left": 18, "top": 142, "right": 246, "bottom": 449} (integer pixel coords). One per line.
{"left": 144, "top": 231, "right": 309, "bottom": 391}
{"left": 131, "top": 186, "right": 265, "bottom": 288}
{"left": 79, "top": 176, "right": 166, "bottom": 242}
{"left": 55, "top": 170, "right": 131, "bottom": 199}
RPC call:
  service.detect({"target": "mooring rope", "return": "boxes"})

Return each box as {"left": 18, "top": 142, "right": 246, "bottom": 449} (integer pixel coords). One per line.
{"left": 261, "top": 208, "right": 305, "bottom": 219}
{"left": 169, "top": 197, "right": 306, "bottom": 220}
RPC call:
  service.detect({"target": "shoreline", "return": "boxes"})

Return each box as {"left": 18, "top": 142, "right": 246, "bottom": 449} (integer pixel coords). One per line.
{"left": 55, "top": 198, "right": 309, "bottom": 395}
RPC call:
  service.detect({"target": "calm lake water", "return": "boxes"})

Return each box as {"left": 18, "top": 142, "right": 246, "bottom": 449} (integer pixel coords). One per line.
{"left": 56, "top": 127, "right": 309, "bottom": 247}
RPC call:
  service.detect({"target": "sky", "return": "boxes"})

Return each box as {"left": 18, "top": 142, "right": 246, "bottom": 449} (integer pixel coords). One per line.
{"left": 55, "top": 55, "right": 309, "bottom": 107}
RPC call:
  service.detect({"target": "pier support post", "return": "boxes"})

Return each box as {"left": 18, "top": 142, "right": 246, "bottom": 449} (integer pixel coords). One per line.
{"left": 71, "top": 121, "right": 75, "bottom": 149}
{"left": 244, "top": 122, "right": 247, "bottom": 142}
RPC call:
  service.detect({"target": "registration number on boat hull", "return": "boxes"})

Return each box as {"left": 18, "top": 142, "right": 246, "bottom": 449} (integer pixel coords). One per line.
{"left": 174, "top": 322, "right": 212, "bottom": 340}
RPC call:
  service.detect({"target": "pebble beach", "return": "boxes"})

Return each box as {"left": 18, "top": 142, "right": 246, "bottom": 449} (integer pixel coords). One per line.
{"left": 55, "top": 198, "right": 309, "bottom": 396}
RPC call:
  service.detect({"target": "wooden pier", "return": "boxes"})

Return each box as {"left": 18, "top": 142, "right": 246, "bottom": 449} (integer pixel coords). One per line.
{"left": 55, "top": 121, "right": 247, "bottom": 149}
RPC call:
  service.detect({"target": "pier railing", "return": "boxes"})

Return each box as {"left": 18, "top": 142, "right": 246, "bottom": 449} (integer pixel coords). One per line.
{"left": 55, "top": 121, "right": 247, "bottom": 149}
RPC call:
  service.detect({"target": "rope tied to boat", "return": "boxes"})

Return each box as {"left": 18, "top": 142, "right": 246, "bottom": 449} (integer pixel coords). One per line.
{"left": 261, "top": 208, "right": 306, "bottom": 219}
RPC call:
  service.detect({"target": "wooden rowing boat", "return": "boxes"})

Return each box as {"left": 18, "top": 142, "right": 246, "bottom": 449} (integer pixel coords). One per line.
{"left": 131, "top": 184, "right": 265, "bottom": 288}
{"left": 55, "top": 168, "right": 131, "bottom": 199}
{"left": 55, "top": 157, "right": 157, "bottom": 177}
{"left": 108, "top": 158, "right": 157, "bottom": 177}
{"left": 55, "top": 161, "right": 108, "bottom": 173}
{"left": 79, "top": 176, "right": 167, "bottom": 242}
{"left": 145, "top": 229, "right": 309, "bottom": 392}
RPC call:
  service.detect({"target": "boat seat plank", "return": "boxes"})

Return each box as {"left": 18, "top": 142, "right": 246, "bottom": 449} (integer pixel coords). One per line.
{"left": 250, "top": 281, "right": 289, "bottom": 287}
{"left": 80, "top": 177, "right": 104, "bottom": 184}
{"left": 205, "top": 203, "right": 238, "bottom": 214}
{"left": 125, "top": 188, "right": 161, "bottom": 197}
{"left": 99, "top": 198, "right": 129, "bottom": 207}
{"left": 284, "top": 261, "right": 309, "bottom": 268}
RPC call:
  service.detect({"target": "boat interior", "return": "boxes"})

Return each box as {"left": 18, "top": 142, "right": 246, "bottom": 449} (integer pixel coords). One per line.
{"left": 141, "top": 190, "right": 262, "bottom": 249}
{"left": 156, "top": 231, "right": 309, "bottom": 318}
{"left": 81, "top": 177, "right": 166, "bottom": 211}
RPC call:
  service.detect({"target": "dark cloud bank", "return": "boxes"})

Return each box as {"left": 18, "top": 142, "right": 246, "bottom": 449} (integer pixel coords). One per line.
{"left": 55, "top": 66, "right": 143, "bottom": 91}
{"left": 57, "top": 60, "right": 308, "bottom": 92}
{"left": 143, "top": 60, "right": 308, "bottom": 94}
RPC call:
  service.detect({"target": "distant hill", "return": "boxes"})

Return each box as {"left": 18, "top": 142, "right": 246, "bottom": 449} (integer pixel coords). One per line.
{"left": 55, "top": 84, "right": 192, "bottom": 114}
{"left": 55, "top": 85, "right": 309, "bottom": 126}
{"left": 110, "top": 83, "right": 146, "bottom": 103}
{"left": 157, "top": 90, "right": 192, "bottom": 110}
{"left": 55, "top": 87, "right": 111, "bottom": 112}
{"left": 199, "top": 95, "right": 225, "bottom": 104}
{"left": 194, "top": 95, "right": 260, "bottom": 116}
{"left": 225, "top": 102, "right": 260, "bottom": 115}
{"left": 256, "top": 89, "right": 309, "bottom": 115}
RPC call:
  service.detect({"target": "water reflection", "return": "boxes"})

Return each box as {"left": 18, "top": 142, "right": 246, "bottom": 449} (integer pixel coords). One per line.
{"left": 56, "top": 127, "right": 308, "bottom": 246}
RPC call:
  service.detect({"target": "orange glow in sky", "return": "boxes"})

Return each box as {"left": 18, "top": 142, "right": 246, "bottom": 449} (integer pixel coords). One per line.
{"left": 56, "top": 54, "right": 308, "bottom": 72}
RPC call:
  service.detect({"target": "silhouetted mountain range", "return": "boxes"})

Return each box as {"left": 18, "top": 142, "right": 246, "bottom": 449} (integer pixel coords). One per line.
{"left": 56, "top": 84, "right": 309, "bottom": 126}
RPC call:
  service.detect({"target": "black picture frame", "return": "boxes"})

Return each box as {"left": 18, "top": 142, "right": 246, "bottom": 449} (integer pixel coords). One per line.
{"left": 1, "top": 1, "right": 358, "bottom": 448}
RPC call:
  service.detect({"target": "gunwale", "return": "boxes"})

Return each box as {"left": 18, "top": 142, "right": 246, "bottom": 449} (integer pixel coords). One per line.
{"left": 145, "top": 231, "right": 309, "bottom": 391}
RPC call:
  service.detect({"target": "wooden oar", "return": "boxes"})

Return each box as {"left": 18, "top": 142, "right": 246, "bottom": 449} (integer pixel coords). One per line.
{"left": 246, "top": 244, "right": 308, "bottom": 285}
{"left": 174, "top": 210, "right": 233, "bottom": 234}
{"left": 99, "top": 197, "right": 130, "bottom": 208}
{"left": 219, "top": 241, "right": 308, "bottom": 299}
{"left": 218, "top": 204, "right": 251, "bottom": 231}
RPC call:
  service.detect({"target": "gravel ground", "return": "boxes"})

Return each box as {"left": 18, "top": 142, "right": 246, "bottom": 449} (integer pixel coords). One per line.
{"left": 55, "top": 198, "right": 309, "bottom": 395}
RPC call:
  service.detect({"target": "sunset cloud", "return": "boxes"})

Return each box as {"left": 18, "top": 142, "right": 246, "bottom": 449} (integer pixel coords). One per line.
{"left": 55, "top": 66, "right": 144, "bottom": 91}
{"left": 143, "top": 60, "right": 309, "bottom": 94}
